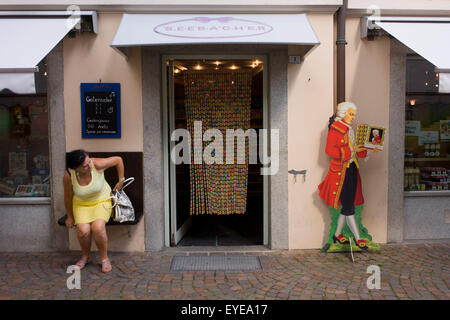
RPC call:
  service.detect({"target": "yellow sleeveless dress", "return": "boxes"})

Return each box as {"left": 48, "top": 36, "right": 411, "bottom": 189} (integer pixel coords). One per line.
{"left": 70, "top": 160, "right": 112, "bottom": 225}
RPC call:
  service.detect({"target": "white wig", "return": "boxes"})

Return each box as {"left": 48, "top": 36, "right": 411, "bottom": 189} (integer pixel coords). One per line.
{"left": 335, "top": 101, "right": 357, "bottom": 121}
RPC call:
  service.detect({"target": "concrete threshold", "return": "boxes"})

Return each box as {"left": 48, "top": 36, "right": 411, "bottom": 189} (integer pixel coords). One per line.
{"left": 160, "top": 245, "right": 273, "bottom": 256}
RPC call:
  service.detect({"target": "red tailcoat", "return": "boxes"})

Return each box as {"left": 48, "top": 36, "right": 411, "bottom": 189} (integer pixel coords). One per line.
{"left": 318, "top": 121, "right": 367, "bottom": 209}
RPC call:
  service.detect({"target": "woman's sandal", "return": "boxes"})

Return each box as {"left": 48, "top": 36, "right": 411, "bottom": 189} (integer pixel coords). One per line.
{"left": 75, "top": 256, "right": 89, "bottom": 269}
{"left": 101, "top": 258, "right": 112, "bottom": 273}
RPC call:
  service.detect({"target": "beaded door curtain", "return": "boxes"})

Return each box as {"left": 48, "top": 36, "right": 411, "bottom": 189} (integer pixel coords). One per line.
{"left": 184, "top": 70, "right": 252, "bottom": 215}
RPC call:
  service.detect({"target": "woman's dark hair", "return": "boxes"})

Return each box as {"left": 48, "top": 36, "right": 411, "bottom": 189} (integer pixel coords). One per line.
{"left": 66, "top": 149, "right": 89, "bottom": 169}
{"left": 328, "top": 114, "right": 336, "bottom": 130}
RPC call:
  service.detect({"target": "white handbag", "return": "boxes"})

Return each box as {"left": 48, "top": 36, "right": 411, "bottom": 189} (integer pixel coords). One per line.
{"left": 103, "top": 177, "right": 135, "bottom": 223}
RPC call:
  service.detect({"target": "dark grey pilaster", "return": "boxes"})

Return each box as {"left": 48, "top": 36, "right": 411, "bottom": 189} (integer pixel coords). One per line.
{"left": 47, "top": 41, "right": 69, "bottom": 251}
{"left": 387, "top": 38, "right": 407, "bottom": 243}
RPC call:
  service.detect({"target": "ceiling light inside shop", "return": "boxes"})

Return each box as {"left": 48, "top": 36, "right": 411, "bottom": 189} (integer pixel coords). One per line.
{"left": 194, "top": 64, "right": 202, "bottom": 70}
{"left": 409, "top": 99, "right": 416, "bottom": 106}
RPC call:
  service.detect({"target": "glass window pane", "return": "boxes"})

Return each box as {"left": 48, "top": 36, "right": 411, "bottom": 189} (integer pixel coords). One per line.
{"left": 405, "top": 56, "right": 450, "bottom": 192}
{"left": 0, "top": 62, "right": 50, "bottom": 198}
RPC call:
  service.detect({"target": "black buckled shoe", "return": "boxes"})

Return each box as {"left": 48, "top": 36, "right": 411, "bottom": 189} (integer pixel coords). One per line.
{"left": 333, "top": 234, "right": 349, "bottom": 244}
{"left": 355, "top": 239, "right": 369, "bottom": 251}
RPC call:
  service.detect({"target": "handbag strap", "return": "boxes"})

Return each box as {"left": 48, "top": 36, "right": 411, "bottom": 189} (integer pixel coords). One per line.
{"left": 121, "top": 177, "right": 135, "bottom": 190}
{"left": 103, "top": 194, "right": 117, "bottom": 210}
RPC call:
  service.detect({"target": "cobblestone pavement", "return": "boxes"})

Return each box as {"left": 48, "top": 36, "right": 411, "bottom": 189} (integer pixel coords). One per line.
{"left": 0, "top": 243, "right": 448, "bottom": 300}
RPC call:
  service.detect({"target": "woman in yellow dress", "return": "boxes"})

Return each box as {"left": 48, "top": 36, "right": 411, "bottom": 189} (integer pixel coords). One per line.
{"left": 63, "top": 149, "right": 125, "bottom": 273}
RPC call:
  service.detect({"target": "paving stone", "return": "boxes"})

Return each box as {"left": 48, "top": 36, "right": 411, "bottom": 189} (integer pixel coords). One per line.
{"left": 1, "top": 243, "right": 449, "bottom": 300}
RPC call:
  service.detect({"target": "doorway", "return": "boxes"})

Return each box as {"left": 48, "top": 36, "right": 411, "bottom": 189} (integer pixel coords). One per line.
{"left": 163, "top": 55, "right": 267, "bottom": 246}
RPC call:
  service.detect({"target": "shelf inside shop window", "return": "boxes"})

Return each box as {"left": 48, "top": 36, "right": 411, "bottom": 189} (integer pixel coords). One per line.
{"left": 405, "top": 158, "right": 450, "bottom": 162}
{"left": 404, "top": 191, "right": 450, "bottom": 197}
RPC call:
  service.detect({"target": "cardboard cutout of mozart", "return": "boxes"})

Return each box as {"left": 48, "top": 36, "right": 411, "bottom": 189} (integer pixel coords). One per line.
{"left": 318, "top": 102, "right": 382, "bottom": 253}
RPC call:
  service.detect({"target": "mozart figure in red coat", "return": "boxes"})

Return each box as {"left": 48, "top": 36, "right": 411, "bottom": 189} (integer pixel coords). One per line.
{"left": 318, "top": 102, "right": 379, "bottom": 250}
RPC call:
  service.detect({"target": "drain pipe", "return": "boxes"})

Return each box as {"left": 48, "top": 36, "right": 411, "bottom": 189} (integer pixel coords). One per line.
{"left": 336, "top": 0, "right": 348, "bottom": 104}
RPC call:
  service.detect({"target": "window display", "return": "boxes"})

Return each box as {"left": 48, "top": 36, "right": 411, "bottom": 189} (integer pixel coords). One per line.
{"left": 404, "top": 56, "right": 450, "bottom": 192}
{"left": 0, "top": 95, "right": 50, "bottom": 197}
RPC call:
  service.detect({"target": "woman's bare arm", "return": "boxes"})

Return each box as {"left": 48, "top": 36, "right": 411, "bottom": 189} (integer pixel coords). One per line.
{"left": 63, "top": 172, "right": 74, "bottom": 224}
{"left": 92, "top": 156, "right": 125, "bottom": 191}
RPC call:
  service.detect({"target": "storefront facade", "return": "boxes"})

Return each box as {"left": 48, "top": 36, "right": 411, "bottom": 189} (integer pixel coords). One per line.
{"left": 0, "top": 0, "right": 449, "bottom": 252}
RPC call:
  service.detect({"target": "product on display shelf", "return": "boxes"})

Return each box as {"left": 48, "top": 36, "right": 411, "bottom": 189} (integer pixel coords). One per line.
{"left": 32, "top": 176, "right": 42, "bottom": 184}
{"left": 11, "top": 105, "right": 31, "bottom": 138}
{"left": 0, "top": 181, "right": 16, "bottom": 196}
{"left": 418, "top": 167, "right": 449, "bottom": 191}
{"left": 14, "top": 184, "right": 49, "bottom": 197}
{"left": 15, "top": 185, "right": 34, "bottom": 196}
{"left": 9, "top": 152, "right": 27, "bottom": 172}
{"left": 31, "top": 184, "right": 49, "bottom": 197}
{"left": 33, "top": 155, "right": 49, "bottom": 170}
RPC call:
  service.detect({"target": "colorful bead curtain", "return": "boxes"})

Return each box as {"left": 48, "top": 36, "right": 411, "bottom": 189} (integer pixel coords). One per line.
{"left": 184, "top": 70, "right": 252, "bottom": 215}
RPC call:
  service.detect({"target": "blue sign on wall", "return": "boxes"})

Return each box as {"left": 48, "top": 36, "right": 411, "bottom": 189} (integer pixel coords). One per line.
{"left": 80, "top": 83, "right": 121, "bottom": 138}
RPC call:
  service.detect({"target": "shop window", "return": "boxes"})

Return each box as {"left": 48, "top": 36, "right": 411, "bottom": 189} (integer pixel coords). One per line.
{"left": 0, "top": 61, "right": 50, "bottom": 198}
{"left": 405, "top": 56, "right": 450, "bottom": 192}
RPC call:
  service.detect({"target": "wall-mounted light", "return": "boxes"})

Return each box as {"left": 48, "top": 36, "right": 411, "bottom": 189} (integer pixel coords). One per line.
{"left": 409, "top": 99, "right": 416, "bottom": 106}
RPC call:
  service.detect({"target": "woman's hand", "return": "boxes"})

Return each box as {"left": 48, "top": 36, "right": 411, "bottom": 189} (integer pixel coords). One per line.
{"left": 113, "top": 180, "right": 124, "bottom": 191}
{"left": 65, "top": 216, "right": 75, "bottom": 229}
{"left": 370, "top": 148, "right": 381, "bottom": 153}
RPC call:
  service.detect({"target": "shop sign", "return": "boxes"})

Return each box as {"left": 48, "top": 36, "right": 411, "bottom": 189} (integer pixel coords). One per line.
{"left": 80, "top": 83, "right": 121, "bottom": 138}
{"left": 418, "top": 130, "right": 438, "bottom": 146}
{"left": 405, "top": 120, "right": 421, "bottom": 136}
{"left": 154, "top": 17, "right": 273, "bottom": 39}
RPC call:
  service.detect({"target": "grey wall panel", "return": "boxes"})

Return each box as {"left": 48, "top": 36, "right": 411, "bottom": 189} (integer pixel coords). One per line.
{"left": 0, "top": 205, "right": 53, "bottom": 252}
{"left": 404, "top": 197, "right": 450, "bottom": 240}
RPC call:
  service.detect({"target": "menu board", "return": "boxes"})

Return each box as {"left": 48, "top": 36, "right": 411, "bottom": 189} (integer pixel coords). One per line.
{"left": 81, "top": 83, "right": 121, "bottom": 138}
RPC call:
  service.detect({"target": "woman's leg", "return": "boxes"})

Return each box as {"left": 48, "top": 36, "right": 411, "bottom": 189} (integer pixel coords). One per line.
{"left": 76, "top": 223, "right": 92, "bottom": 259}
{"left": 91, "top": 219, "right": 108, "bottom": 261}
